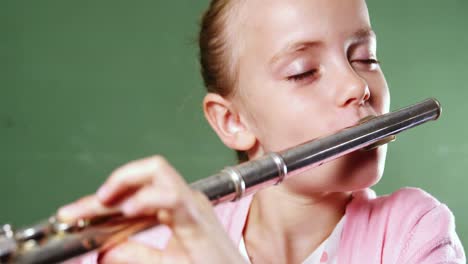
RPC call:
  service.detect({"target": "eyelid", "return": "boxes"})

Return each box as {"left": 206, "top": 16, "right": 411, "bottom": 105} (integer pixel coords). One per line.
{"left": 347, "top": 39, "right": 377, "bottom": 61}
{"left": 287, "top": 68, "right": 318, "bottom": 82}
{"left": 351, "top": 58, "right": 381, "bottom": 71}
{"left": 282, "top": 58, "right": 310, "bottom": 77}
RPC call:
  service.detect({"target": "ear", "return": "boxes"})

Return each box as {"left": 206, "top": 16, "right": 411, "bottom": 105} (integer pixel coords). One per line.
{"left": 203, "top": 93, "right": 256, "bottom": 151}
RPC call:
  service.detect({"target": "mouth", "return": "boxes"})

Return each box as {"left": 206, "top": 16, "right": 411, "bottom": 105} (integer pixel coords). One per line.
{"left": 337, "top": 106, "right": 380, "bottom": 131}
{"left": 326, "top": 112, "right": 395, "bottom": 152}
{"left": 356, "top": 115, "right": 396, "bottom": 151}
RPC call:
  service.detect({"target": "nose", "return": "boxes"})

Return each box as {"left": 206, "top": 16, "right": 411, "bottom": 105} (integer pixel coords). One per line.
{"left": 335, "top": 66, "right": 370, "bottom": 107}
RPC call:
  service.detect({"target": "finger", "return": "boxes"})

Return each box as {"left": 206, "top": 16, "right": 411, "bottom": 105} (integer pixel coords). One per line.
{"left": 169, "top": 191, "right": 219, "bottom": 240}
{"left": 57, "top": 195, "right": 118, "bottom": 222}
{"left": 190, "top": 190, "right": 213, "bottom": 212}
{"left": 119, "top": 185, "right": 186, "bottom": 217}
{"left": 97, "top": 156, "right": 185, "bottom": 206}
{"left": 97, "top": 160, "right": 155, "bottom": 205}
{"left": 119, "top": 188, "right": 213, "bottom": 235}
{"left": 99, "top": 240, "right": 189, "bottom": 264}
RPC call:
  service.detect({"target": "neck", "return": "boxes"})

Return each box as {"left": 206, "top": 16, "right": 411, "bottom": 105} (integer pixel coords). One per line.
{"left": 243, "top": 185, "right": 352, "bottom": 263}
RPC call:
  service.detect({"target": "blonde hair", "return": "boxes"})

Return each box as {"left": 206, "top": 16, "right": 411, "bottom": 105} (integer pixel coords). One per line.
{"left": 199, "top": 0, "right": 249, "bottom": 162}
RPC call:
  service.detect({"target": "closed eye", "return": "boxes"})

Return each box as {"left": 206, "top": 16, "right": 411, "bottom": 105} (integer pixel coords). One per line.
{"left": 287, "top": 69, "right": 318, "bottom": 82}
{"left": 351, "top": 58, "right": 381, "bottom": 71}
{"left": 358, "top": 59, "right": 380, "bottom": 65}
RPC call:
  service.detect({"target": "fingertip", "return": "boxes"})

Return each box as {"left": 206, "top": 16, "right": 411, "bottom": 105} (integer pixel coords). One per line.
{"left": 121, "top": 200, "right": 138, "bottom": 217}
{"left": 97, "top": 185, "right": 111, "bottom": 203}
{"left": 58, "top": 195, "right": 119, "bottom": 222}
{"left": 57, "top": 204, "right": 80, "bottom": 222}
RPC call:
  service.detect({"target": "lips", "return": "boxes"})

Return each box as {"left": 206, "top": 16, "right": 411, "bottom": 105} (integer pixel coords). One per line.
{"left": 331, "top": 106, "right": 378, "bottom": 133}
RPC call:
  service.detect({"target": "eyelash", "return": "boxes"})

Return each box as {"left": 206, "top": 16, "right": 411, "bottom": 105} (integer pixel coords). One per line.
{"left": 358, "top": 59, "right": 381, "bottom": 65}
{"left": 287, "top": 69, "right": 318, "bottom": 82}
{"left": 286, "top": 59, "right": 380, "bottom": 83}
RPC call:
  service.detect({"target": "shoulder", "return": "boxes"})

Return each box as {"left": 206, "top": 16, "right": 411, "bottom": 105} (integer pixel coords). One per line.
{"left": 343, "top": 187, "right": 465, "bottom": 263}
{"left": 346, "top": 187, "right": 445, "bottom": 234}
{"left": 350, "top": 187, "right": 439, "bottom": 212}
{"left": 345, "top": 187, "right": 444, "bottom": 238}
{"left": 347, "top": 187, "right": 451, "bottom": 231}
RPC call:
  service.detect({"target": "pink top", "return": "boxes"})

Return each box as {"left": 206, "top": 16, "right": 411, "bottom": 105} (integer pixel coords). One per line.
{"left": 71, "top": 187, "right": 466, "bottom": 264}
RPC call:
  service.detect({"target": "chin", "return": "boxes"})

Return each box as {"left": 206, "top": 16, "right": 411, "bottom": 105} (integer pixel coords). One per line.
{"left": 339, "top": 144, "right": 387, "bottom": 191}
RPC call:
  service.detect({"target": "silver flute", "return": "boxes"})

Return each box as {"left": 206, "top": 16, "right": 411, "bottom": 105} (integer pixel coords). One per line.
{"left": 0, "top": 98, "right": 442, "bottom": 264}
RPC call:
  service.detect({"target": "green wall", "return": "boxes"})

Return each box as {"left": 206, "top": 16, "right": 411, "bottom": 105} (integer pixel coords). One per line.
{"left": 1, "top": 0, "right": 467, "bottom": 250}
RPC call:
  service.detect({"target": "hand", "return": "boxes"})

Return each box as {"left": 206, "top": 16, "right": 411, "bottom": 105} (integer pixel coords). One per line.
{"left": 58, "top": 156, "right": 246, "bottom": 264}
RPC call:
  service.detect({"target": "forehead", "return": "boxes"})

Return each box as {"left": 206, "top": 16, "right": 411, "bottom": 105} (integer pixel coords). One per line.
{"left": 236, "top": 0, "right": 371, "bottom": 53}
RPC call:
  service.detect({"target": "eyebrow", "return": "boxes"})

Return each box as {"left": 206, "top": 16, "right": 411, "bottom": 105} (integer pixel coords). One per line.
{"left": 352, "top": 28, "right": 376, "bottom": 42}
{"left": 269, "top": 28, "right": 376, "bottom": 66}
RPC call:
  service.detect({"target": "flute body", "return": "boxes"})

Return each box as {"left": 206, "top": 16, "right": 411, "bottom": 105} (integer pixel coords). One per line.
{"left": 0, "top": 98, "right": 442, "bottom": 264}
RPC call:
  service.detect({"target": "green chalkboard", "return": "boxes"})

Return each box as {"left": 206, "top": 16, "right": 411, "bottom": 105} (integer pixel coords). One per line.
{"left": 1, "top": 0, "right": 467, "bottom": 251}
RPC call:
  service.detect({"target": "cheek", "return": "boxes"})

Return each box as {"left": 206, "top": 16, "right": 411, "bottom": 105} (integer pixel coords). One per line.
{"left": 246, "top": 90, "right": 332, "bottom": 152}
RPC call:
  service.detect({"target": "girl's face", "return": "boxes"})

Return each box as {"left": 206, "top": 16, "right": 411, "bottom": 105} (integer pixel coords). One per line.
{"left": 232, "top": 0, "right": 390, "bottom": 192}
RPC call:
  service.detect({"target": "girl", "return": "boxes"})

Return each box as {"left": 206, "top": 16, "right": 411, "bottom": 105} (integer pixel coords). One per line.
{"left": 59, "top": 0, "right": 465, "bottom": 263}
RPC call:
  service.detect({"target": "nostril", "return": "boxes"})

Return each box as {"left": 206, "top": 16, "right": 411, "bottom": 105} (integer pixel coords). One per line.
{"left": 344, "top": 98, "right": 356, "bottom": 106}
{"left": 363, "top": 92, "right": 370, "bottom": 102}
{"left": 363, "top": 88, "right": 371, "bottom": 101}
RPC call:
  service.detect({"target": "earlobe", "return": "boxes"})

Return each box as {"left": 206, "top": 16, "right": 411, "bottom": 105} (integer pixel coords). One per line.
{"left": 203, "top": 93, "right": 256, "bottom": 151}
{"left": 233, "top": 130, "right": 256, "bottom": 151}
